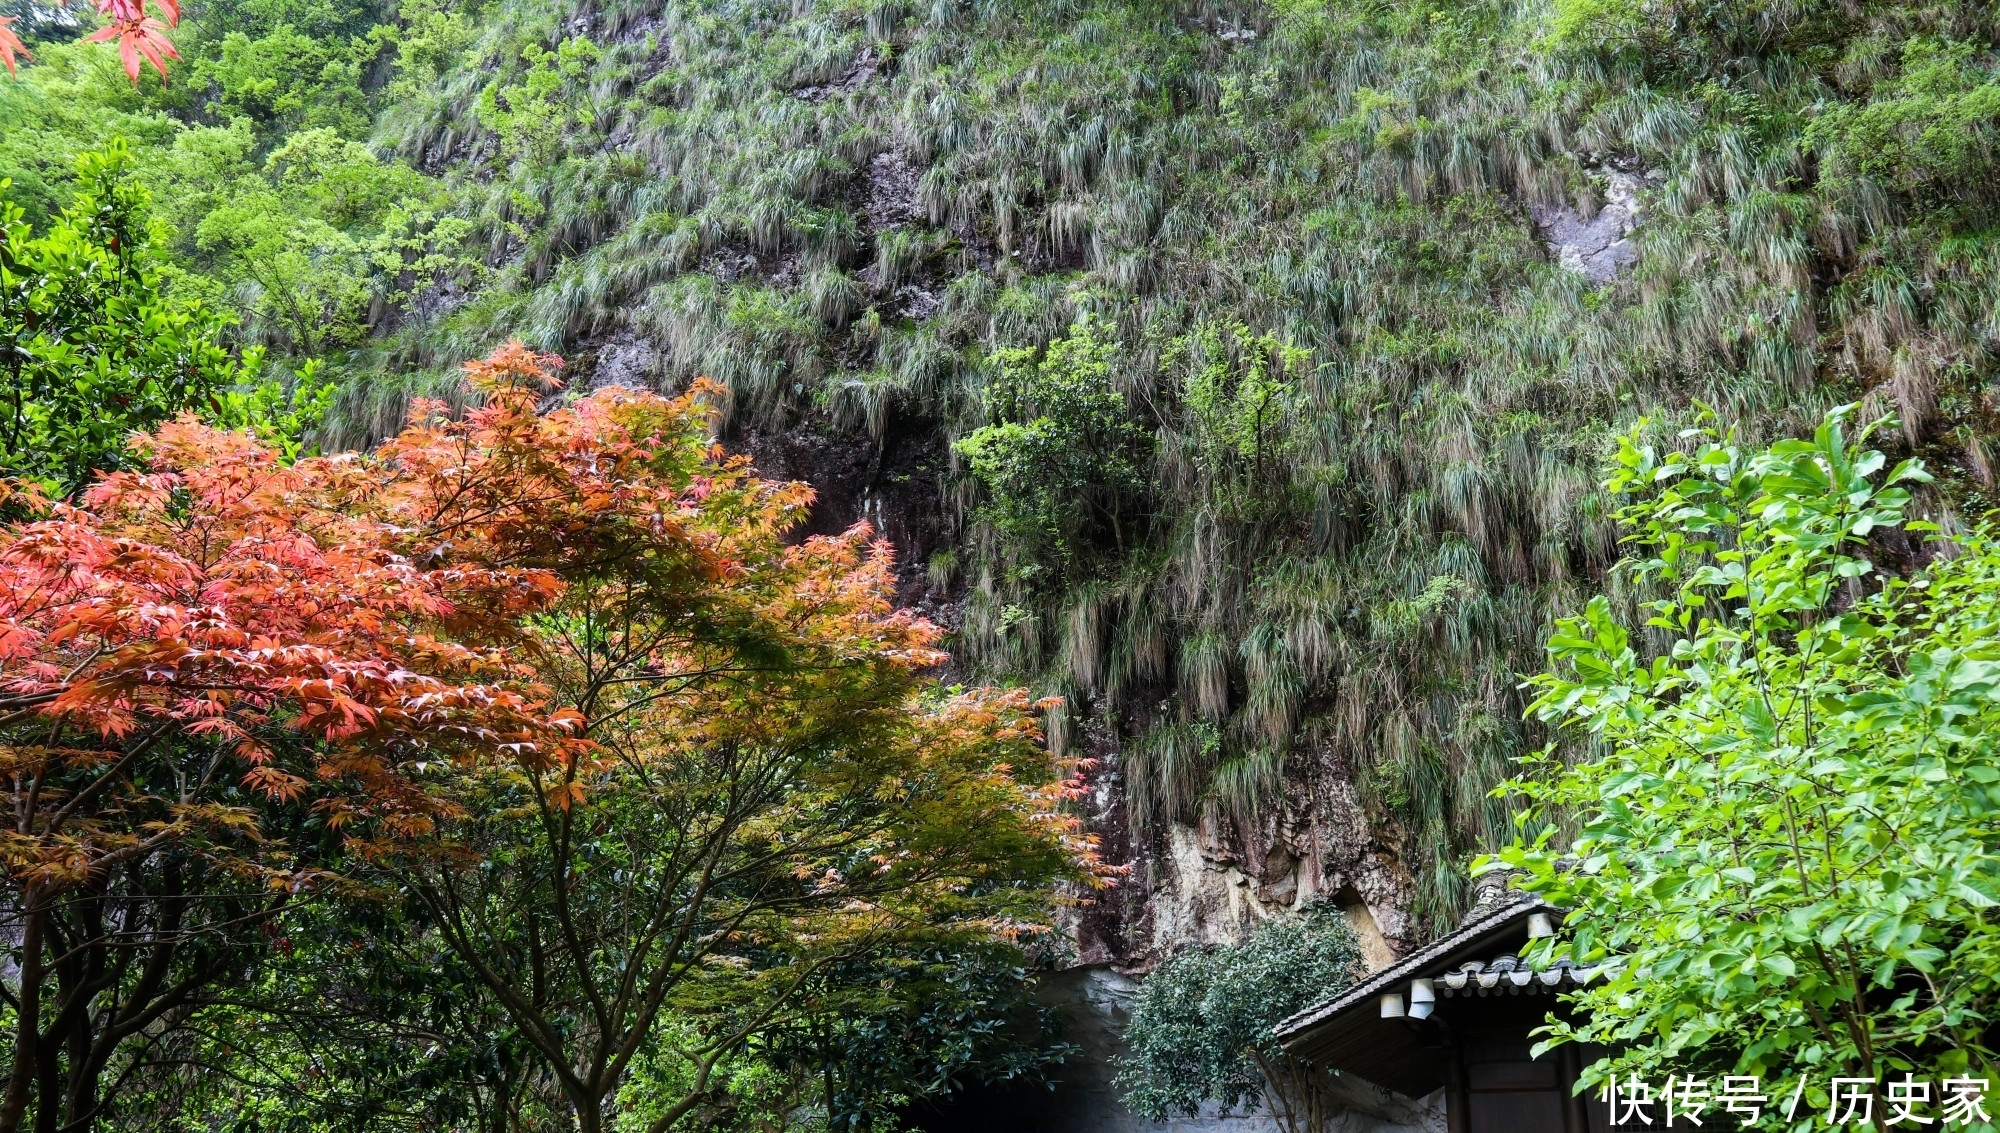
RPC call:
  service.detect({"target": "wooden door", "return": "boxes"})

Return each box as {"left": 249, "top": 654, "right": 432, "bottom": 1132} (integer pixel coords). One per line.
{"left": 1462, "top": 1035, "right": 1573, "bottom": 1132}
{"left": 1443, "top": 998, "right": 1593, "bottom": 1133}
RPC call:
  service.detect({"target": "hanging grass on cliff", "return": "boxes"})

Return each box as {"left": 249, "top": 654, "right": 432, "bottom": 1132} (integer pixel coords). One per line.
{"left": 9, "top": 0, "right": 2000, "bottom": 937}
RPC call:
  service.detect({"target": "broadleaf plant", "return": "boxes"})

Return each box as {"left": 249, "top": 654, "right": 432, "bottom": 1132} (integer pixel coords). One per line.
{"left": 0, "top": 144, "right": 261, "bottom": 495}
{"left": 1115, "top": 901, "right": 1361, "bottom": 1133}
{"left": 1487, "top": 406, "right": 2000, "bottom": 1127}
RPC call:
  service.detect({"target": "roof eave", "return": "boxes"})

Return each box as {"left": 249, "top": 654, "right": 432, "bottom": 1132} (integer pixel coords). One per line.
{"left": 1273, "top": 897, "right": 1563, "bottom": 1051}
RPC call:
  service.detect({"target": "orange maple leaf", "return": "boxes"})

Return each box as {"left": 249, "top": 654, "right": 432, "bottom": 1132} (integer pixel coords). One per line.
{"left": 0, "top": 16, "right": 31, "bottom": 78}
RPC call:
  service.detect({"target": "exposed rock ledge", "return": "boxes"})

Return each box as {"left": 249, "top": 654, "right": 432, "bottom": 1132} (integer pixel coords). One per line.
{"left": 1529, "top": 167, "right": 1647, "bottom": 283}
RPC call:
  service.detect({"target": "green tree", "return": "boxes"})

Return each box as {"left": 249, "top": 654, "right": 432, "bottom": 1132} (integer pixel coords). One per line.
{"left": 0, "top": 35, "right": 175, "bottom": 230}
{"left": 79, "top": 884, "right": 527, "bottom": 1133}
{"left": 767, "top": 942, "right": 1076, "bottom": 1131}
{"left": 1490, "top": 407, "right": 2000, "bottom": 1124}
{"left": 1116, "top": 902, "right": 1361, "bottom": 1133}
{"left": 476, "top": 34, "right": 600, "bottom": 168}
{"left": 185, "top": 127, "right": 465, "bottom": 356}
{"left": 377, "top": 351, "right": 1097, "bottom": 1133}
{"left": 955, "top": 317, "right": 1152, "bottom": 587}
{"left": 191, "top": 24, "right": 375, "bottom": 137}
{"left": 0, "top": 143, "right": 258, "bottom": 493}
{"left": 1803, "top": 37, "right": 2000, "bottom": 209}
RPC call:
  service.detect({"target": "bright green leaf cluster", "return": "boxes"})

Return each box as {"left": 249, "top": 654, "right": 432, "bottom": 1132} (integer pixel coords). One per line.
{"left": 1804, "top": 38, "right": 2000, "bottom": 207}
{"left": 1488, "top": 406, "right": 2000, "bottom": 1126}
{"left": 0, "top": 144, "right": 259, "bottom": 494}
{"left": 477, "top": 34, "right": 603, "bottom": 168}
{"left": 955, "top": 316, "right": 1153, "bottom": 588}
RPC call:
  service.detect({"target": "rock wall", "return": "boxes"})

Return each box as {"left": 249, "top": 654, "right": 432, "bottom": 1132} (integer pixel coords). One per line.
{"left": 1527, "top": 163, "right": 1650, "bottom": 284}
{"left": 1018, "top": 742, "right": 1436, "bottom": 1130}
{"left": 600, "top": 370, "right": 1441, "bottom": 1133}
{"left": 1067, "top": 740, "right": 1418, "bottom": 970}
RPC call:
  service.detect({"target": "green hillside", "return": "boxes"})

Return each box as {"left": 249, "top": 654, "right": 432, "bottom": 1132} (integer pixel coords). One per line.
{"left": 11, "top": 0, "right": 1999, "bottom": 928}
{"left": 3, "top": 0, "right": 1999, "bottom": 1121}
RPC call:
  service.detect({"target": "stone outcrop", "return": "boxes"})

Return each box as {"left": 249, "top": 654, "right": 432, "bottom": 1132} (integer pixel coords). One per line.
{"left": 1068, "top": 743, "right": 1418, "bottom": 972}
{"left": 1000, "top": 734, "right": 1434, "bottom": 1131}
{"left": 1529, "top": 166, "right": 1647, "bottom": 284}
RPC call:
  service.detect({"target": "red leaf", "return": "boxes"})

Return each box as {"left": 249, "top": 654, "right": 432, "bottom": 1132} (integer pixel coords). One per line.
{"left": 0, "top": 17, "right": 28, "bottom": 77}
{"left": 130, "top": 23, "right": 176, "bottom": 81}
{"left": 85, "top": 10, "right": 175, "bottom": 84}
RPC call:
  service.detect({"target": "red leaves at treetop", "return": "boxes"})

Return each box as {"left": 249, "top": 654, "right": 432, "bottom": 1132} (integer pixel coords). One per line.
{"left": 0, "top": 0, "right": 180, "bottom": 85}
{"left": 84, "top": 0, "right": 180, "bottom": 84}
{"left": 0, "top": 341, "right": 800, "bottom": 871}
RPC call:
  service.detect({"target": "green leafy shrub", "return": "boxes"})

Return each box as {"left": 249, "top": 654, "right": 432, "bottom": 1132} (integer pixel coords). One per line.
{"left": 0, "top": 144, "right": 259, "bottom": 492}
{"left": 1164, "top": 322, "right": 1311, "bottom": 523}
{"left": 955, "top": 317, "right": 1152, "bottom": 587}
{"left": 187, "top": 127, "right": 467, "bottom": 354}
{"left": 478, "top": 34, "right": 602, "bottom": 168}
{"left": 1805, "top": 38, "right": 2000, "bottom": 206}
{"left": 377, "top": 0, "right": 476, "bottom": 103}
{"left": 1491, "top": 407, "right": 2000, "bottom": 1112}
{"left": 191, "top": 23, "right": 377, "bottom": 135}
{"left": 1117, "top": 902, "right": 1361, "bottom": 1133}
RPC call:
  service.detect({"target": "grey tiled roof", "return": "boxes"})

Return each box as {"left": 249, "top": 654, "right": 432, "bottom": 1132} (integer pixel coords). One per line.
{"left": 1273, "top": 896, "right": 1562, "bottom": 1044}
{"left": 1438, "top": 952, "right": 1603, "bottom": 993}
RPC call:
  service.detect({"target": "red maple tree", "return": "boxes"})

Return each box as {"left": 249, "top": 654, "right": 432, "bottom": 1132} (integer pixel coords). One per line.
{"left": 0, "top": 346, "right": 597, "bottom": 1131}
{"left": 1, "top": 0, "right": 180, "bottom": 84}
{"left": 0, "top": 341, "right": 1103, "bottom": 1131}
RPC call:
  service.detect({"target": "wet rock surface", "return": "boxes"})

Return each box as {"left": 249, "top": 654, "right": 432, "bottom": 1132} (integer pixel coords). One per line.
{"left": 1180, "top": 13, "right": 1260, "bottom": 42}
{"left": 1065, "top": 738, "right": 1417, "bottom": 973}
{"left": 1529, "top": 166, "right": 1647, "bottom": 283}
{"left": 865, "top": 150, "right": 924, "bottom": 231}
{"left": 578, "top": 330, "right": 660, "bottom": 389}
{"left": 1009, "top": 733, "right": 1428, "bottom": 1130}
{"left": 730, "top": 412, "right": 959, "bottom": 627}
{"left": 858, "top": 150, "right": 954, "bottom": 318}
{"left": 792, "top": 44, "right": 881, "bottom": 102}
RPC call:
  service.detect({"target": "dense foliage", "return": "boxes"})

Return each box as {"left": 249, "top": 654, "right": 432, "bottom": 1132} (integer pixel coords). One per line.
{"left": 9, "top": 0, "right": 2000, "bottom": 933}
{"left": 8, "top": 0, "right": 2000, "bottom": 1121}
{"left": 369, "top": 345, "right": 1100, "bottom": 1133}
{"left": 0, "top": 342, "right": 1091, "bottom": 1132}
{"left": 1115, "top": 902, "right": 1361, "bottom": 1133}
{"left": 954, "top": 318, "right": 1153, "bottom": 587}
{"left": 1491, "top": 410, "right": 2000, "bottom": 1126}
{"left": 0, "top": 145, "right": 266, "bottom": 492}
{"left": 0, "top": 351, "right": 580, "bottom": 1133}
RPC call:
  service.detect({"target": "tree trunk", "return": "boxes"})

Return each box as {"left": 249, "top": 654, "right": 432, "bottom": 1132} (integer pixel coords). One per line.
{"left": 29, "top": 1033, "right": 58, "bottom": 1133}
{"left": 566, "top": 1081, "right": 606, "bottom": 1133}
{"left": 61, "top": 1026, "right": 106, "bottom": 1133}
{"left": 487, "top": 1057, "right": 512, "bottom": 1133}
{"left": 0, "top": 903, "right": 44, "bottom": 1133}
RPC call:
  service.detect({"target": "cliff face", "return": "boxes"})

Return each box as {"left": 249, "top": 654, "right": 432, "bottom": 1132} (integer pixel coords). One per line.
{"left": 1051, "top": 749, "right": 1431, "bottom": 1131}
{"left": 451, "top": 0, "right": 2000, "bottom": 973}
{"left": 1071, "top": 739, "right": 1412, "bottom": 967}
{"left": 715, "top": 408, "right": 1418, "bottom": 965}
{"left": 529, "top": 0, "right": 1999, "bottom": 1119}
{"left": 714, "top": 410, "right": 1428, "bottom": 1129}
